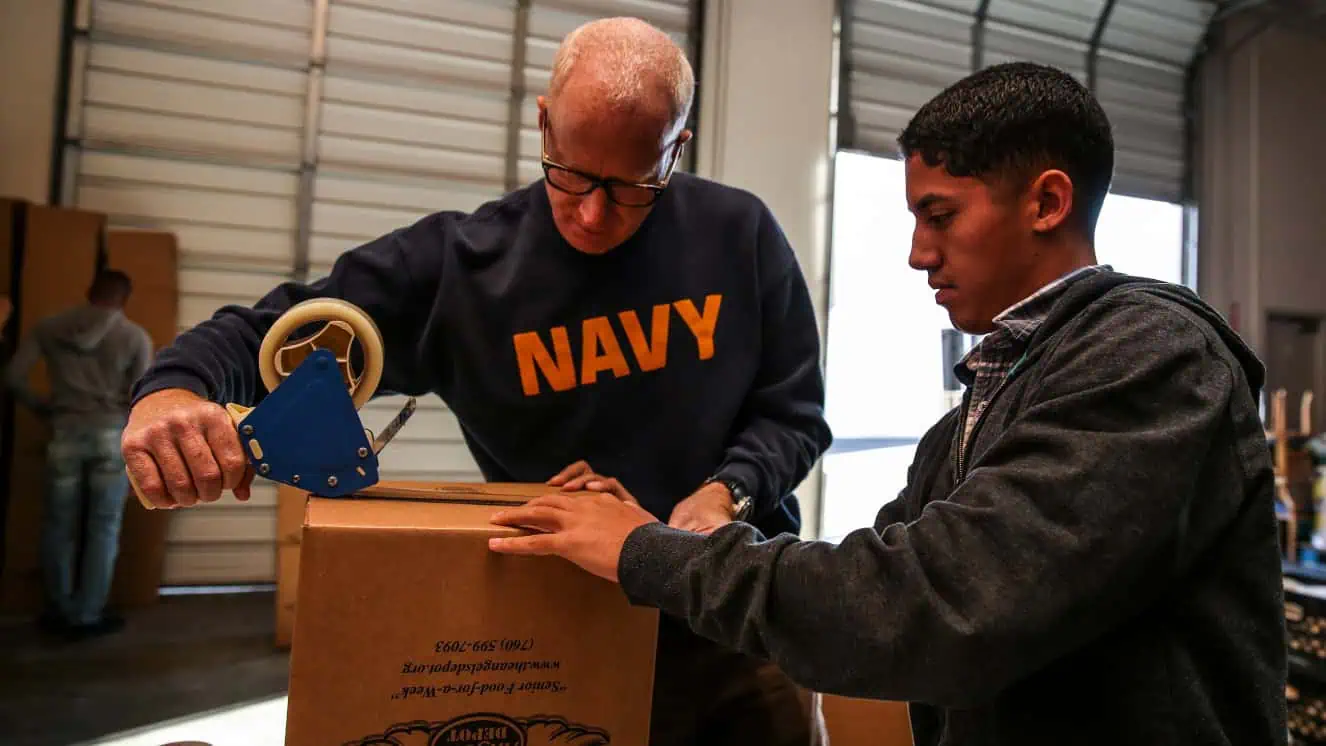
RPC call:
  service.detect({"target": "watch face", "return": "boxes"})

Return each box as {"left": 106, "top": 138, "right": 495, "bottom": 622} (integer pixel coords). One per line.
{"left": 709, "top": 476, "right": 751, "bottom": 518}
{"left": 733, "top": 496, "right": 753, "bottom": 520}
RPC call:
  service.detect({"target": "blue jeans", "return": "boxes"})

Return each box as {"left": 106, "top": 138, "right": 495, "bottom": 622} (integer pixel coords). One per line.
{"left": 40, "top": 425, "right": 129, "bottom": 626}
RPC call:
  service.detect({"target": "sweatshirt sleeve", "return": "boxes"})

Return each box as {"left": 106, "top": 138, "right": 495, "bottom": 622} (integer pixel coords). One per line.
{"left": 712, "top": 206, "right": 832, "bottom": 519}
{"left": 131, "top": 216, "right": 446, "bottom": 408}
{"left": 3, "top": 327, "right": 51, "bottom": 415}
{"left": 129, "top": 328, "right": 154, "bottom": 383}
{"left": 619, "top": 297, "right": 1246, "bottom": 707}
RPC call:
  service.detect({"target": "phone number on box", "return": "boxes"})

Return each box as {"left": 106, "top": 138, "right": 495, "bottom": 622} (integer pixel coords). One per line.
{"left": 435, "top": 638, "right": 535, "bottom": 654}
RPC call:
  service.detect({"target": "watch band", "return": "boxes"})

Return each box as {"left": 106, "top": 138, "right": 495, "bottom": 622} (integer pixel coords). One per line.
{"left": 704, "top": 475, "right": 754, "bottom": 521}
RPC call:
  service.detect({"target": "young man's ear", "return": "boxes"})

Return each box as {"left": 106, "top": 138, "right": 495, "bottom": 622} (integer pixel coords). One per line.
{"left": 1027, "top": 169, "right": 1074, "bottom": 234}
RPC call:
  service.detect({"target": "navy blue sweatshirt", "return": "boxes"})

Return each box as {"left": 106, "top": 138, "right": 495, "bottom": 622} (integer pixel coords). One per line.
{"left": 131, "top": 173, "right": 832, "bottom": 538}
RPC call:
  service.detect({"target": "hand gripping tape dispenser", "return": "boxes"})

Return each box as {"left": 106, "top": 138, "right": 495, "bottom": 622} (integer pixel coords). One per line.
{"left": 129, "top": 298, "right": 416, "bottom": 508}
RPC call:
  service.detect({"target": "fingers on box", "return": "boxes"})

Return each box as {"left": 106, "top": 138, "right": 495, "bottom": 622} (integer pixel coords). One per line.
{"left": 550, "top": 460, "right": 596, "bottom": 487}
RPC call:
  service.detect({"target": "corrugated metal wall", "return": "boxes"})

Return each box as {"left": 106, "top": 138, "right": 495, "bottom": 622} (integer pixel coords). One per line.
{"left": 58, "top": 0, "right": 698, "bottom": 586}
{"left": 1197, "top": 11, "right": 1326, "bottom": 359}
{"left": 839, "top": 0, "right": 1216, "bottom": 203}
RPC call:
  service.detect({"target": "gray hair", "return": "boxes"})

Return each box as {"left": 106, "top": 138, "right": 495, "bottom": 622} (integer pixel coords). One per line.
{"left": 547, "top": 17, "right": 695, "bottom": 139}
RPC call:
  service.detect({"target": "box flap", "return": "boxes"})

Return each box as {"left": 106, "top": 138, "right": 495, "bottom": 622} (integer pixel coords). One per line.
{"left": 306, "top": 481, "right": 553, "bottom": 535}
{"left": 355, "top": 481, "right": 549, "bottom": 504}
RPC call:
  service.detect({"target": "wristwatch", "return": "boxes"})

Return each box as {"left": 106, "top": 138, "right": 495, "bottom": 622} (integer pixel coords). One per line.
{"left": 704, "top": 475, "right": 754, "bottom": 522}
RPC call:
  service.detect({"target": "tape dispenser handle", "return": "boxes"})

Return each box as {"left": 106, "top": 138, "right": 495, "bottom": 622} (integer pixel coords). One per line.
{"left": 129, "top": 298, "right": 386, "bottom": 510}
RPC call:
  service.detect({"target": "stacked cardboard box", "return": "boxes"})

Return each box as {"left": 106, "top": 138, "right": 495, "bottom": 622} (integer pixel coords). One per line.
{"left": 0, "top": 200, "right": 103, "bottom": 612}
{"left": 0, "top": 198, "right": 177, "bottom": 612}
{"left": 104, "top": 229, "right": 178, "bottom": 608}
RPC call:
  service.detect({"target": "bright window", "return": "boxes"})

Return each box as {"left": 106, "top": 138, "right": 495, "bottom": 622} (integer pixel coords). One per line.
{"left": 1095, "top": 193, "right": 1186, "bottom": 285}
{"left": 819, "top": 151, "right": 1188, "bottom": 539}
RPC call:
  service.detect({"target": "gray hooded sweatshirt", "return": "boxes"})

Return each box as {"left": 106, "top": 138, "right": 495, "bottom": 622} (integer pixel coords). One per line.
{"left": 5, "top": 304, "right": 153, "bottom": 431}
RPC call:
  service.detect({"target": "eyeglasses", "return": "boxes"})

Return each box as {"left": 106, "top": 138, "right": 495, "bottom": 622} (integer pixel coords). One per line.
{"left": 540, "top": 120, "right": 684, "bottom": 208}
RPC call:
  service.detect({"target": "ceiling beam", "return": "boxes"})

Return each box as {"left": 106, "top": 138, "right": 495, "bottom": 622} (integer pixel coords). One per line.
{"left": 971, "top": 0, "right": 993, "bottom": 72}
{"left": 1086, "top": 0, "right": 1119, "bottom": 94}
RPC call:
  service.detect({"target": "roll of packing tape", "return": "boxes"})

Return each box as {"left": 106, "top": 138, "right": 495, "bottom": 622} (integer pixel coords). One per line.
{"left": 258, "top": 297, "right": 384, "bottom": 410}
{"left": 128, "top": 298, "right": 386, "bottom": 510}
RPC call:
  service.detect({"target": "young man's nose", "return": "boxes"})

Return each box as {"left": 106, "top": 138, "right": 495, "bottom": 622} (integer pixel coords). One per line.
{"left": 909, "top": 237, "right": 941, "bottom": 271}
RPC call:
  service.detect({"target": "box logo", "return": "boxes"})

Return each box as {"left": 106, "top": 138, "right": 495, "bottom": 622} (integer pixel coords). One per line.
{"left": 433, "top": 714, "right": 522, "bottom": 746}
{"left": 349, "top": 714, "right": 610, "bottom": 746}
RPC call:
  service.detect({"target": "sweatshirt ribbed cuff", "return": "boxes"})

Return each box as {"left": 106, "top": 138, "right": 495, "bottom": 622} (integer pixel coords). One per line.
{"left": 715, "top": 460, "right": 767, "bottom": 514}
{"left": 130, "top": 372, "right": 211, "bottom": 408}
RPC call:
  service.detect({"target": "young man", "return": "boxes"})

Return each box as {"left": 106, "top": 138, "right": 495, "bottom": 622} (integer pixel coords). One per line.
{"left": 5, "top": 269, "right": 154, "bottom": 638}
{"left": 489, "top": 62, "right": 1290, "bottom": 744}
{"left": 120, "top": 17, "right": 831, "bottom": 746}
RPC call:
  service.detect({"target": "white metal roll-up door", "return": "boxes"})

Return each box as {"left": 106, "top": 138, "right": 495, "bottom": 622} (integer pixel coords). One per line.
{"left": 1090, "top": 1, "right": 1212, "bottom": 202}
{"left": 63, "top": 0, "right": 310, "bottom": 585}
{"left": 839, "top": 0, "right": 1215, "bottom": 203}
{"left": 61, "top": 0, "right": 700, "bottom": 586}
{"left": 311, "top": 0, "right": 519, "bottom": 488}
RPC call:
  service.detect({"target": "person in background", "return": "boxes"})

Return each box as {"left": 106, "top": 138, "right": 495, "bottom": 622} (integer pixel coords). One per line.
{"left": 5, "top": 269, "right": 153, "bottom": 639}
{"left": 488, "top": 62, "right": 1289, "bottom": 745}
{"left": 119, "top": 17, "right": 832, "bottom": 746}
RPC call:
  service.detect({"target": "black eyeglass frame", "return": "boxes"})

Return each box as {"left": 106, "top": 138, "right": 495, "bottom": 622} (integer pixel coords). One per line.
{"left": 539, "top": 119, "right": 686, "bottom": 208}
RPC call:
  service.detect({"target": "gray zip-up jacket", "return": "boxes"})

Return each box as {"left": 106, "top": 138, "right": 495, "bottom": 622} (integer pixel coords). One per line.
{"left": 5, "top": 304, "right": 154, "bottom": 431}
{"left": 618, "top": 271, "right": 1288, "bottom": 745}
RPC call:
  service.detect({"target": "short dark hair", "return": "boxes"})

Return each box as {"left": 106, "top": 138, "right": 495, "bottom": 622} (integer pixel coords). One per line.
{"left": 89, "top": 269, "right": 133, "bottom": 304}
{"left": 897, "top": 61, "right": 1114, "bottom": 233}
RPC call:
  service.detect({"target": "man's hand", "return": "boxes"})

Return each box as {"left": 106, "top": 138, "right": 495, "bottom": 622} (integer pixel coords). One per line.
{"left": 121, "top": 388, "right": 253, "bottom": 509}
{"left": 546, "top": 460, "right": 639, "bottom": 505}
{"left": 488, "top": 492, "right": 659, "bottom": 582}
{"left": 547, "top": 460, "right": 598, "bottom": 489}
{"left": 668, "top": 481, "right": 736, "bottom": 534}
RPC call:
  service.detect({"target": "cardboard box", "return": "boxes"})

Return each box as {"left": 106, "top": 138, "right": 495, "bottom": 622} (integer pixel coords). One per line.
{"left": 275, "top": 485, "right": 308, "bottom": 648}
{"left": 820, "top": 694, "right": 915, "bottom": 746}
{"left": 0, "top": 214, "right": 180, "bottom": 611}
{"left": 277, "top": 484, "right": 309, "bottom": 546}
{"left": 275, "top": 542, "right": 299, "bottom": 648}
{"left": 1, "top": 203, "right": 104, "bottom": 612}
{"left": 106, "top": 228, "right": 179, "bottom": 609}
{"left": 286, "top": 481, "right": 658, "bottom": 745}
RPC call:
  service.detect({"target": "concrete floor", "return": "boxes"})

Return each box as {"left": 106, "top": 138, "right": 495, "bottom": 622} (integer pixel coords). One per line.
{"left": 0, "top": 591, "right": 290, "bottom": 746}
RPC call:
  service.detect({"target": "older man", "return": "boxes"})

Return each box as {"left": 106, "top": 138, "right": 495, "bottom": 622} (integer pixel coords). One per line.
{"left": 489, "top": 62, "right": 1288, "bottom": 745}
{"left": 121, "top": 17, "right": 831, "bottom": 746}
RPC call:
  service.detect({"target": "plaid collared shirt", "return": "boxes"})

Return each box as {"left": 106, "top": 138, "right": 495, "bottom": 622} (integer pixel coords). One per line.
{"left": 955, "top": 265, "right": 1107, "bottom": 455}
